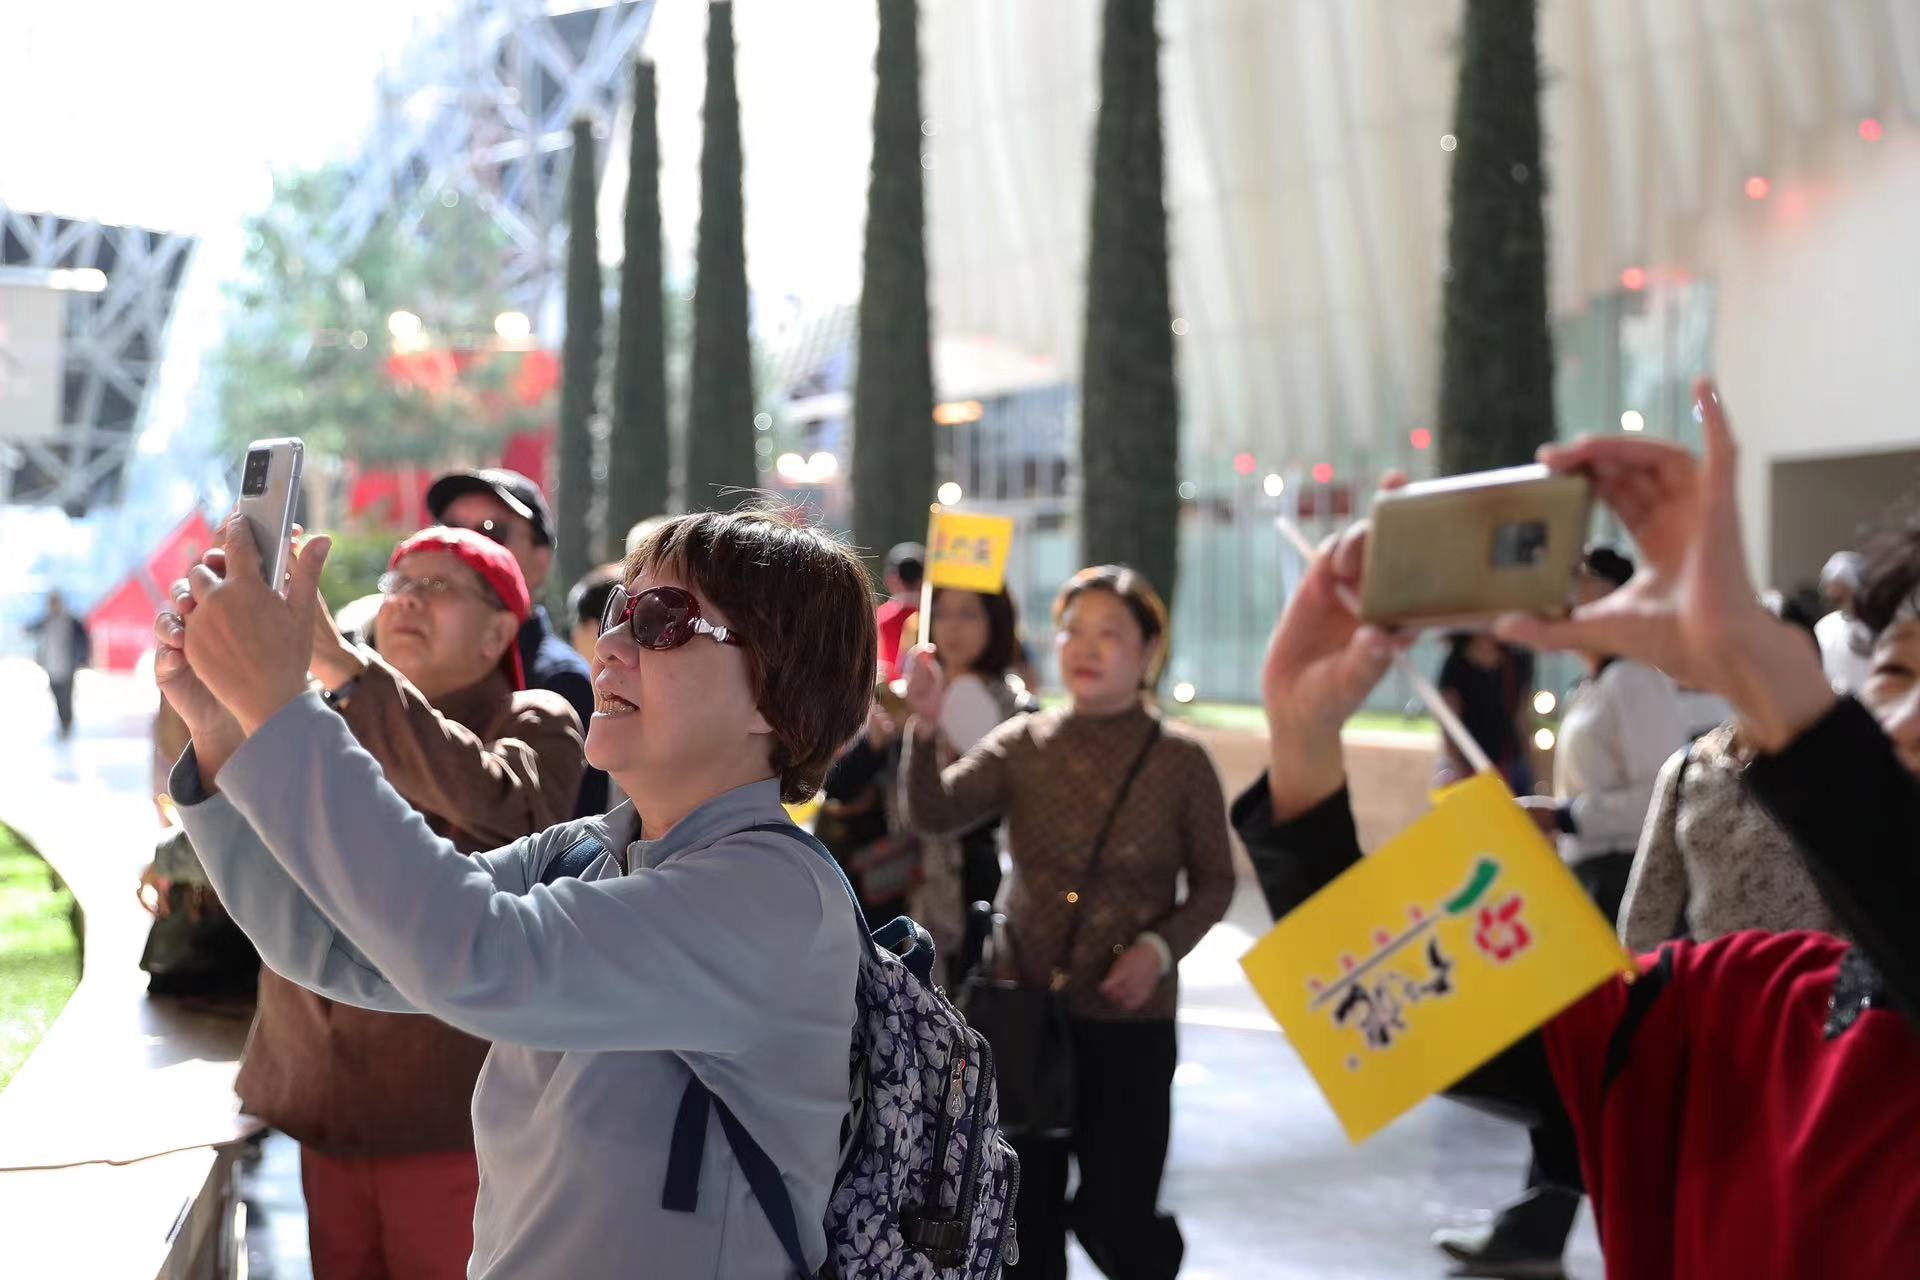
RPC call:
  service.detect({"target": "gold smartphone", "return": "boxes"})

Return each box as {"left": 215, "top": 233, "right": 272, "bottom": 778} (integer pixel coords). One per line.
{"left": 1359, "top": 464, "right": 1592, "bottom": 628}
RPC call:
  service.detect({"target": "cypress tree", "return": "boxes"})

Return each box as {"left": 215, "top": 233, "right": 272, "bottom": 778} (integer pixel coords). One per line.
{"left": 557, "top": 115, "right": 603, "bottom": 594}
{"left": 851, "top": 0, "right": 936, "bottom": 566}
{"left": 684, "top": 0, "right": 756, "bottom": 511}
{"left": 1437, "top": 0, "right": 1554, "bottom": 475}
{"left": 1079, "top": 0, "right": 1180, "bottom": 606}
{"left": 609, "top": 59, "right": 671, "bottom": 544}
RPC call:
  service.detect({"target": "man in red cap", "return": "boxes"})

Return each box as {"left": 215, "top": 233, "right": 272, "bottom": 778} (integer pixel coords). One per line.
{"left": 235, "top": 526, "right": 586, "bottom": 1280}
{"left": 425, "top": 467, "right": 606, "bottom": 815}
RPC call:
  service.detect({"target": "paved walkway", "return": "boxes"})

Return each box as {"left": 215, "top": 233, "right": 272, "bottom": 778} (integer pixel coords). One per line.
{"left": 0, "top": 662, "right": 1602, "bottom": 1279}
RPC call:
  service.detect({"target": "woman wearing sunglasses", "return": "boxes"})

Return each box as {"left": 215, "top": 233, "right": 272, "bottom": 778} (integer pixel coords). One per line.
{"left": 152, "top": 504, "right": 876, "bottom": 1279}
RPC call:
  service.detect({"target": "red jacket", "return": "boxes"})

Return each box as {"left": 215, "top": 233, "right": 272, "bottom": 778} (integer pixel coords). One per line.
{"left": 1545, "top": 931, "right": 1919, "bottom": 1277}
{"left": 876, "top": 598, "right": 919, "bottom": 680}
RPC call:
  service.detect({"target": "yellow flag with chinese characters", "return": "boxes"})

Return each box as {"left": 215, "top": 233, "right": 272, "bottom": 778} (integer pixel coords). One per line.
{"left": 926, "top": 512, "right": 1016, "bottom": 593}
{"left": 1240, "top": 772, "right": 1635, "bottom": 1142}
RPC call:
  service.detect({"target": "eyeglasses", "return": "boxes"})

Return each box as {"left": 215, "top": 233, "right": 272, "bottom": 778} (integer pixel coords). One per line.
{"left": 599, "top": 585, "right": 743, "bottom": 650}
{"left": 378, "top": 572, "right": 499, "bottom": 607}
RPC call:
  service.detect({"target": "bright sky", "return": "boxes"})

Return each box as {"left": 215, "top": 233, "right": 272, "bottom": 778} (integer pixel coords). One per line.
{"left": 0, "top": 0, "right": 879, "bottom": 302}
{"left": 0, "top": 0, "right": 460, "bottom": 234}
{"left": 0, "top": 0, "right": 883, "bottom": 501}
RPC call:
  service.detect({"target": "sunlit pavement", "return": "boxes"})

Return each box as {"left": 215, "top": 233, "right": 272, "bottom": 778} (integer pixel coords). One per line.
{"left": 0, "top": 662, "right": 1601, "bottom": 1278}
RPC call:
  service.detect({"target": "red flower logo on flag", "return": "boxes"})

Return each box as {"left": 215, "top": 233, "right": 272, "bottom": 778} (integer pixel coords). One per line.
{"left": 1473, "top": 895, "right": 1532, "bottom": 963}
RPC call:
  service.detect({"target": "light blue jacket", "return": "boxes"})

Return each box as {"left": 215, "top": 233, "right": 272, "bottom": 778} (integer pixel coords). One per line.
{"left": 175, "top": 692, "right": 858, "bottom": 1278}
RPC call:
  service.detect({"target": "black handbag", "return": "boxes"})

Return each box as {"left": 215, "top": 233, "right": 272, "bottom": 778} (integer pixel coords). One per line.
{"left": 139, "top": 883, "right": 261, "bottom": 997}
{"left": 959, "top": 723, "right": 1160, "bottom": 1139}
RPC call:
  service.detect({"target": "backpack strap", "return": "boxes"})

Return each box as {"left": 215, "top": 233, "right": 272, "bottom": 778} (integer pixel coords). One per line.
{"left": 535, "top": 834, "right": 605, "bottom": 887}
{"left": 660, "top": 818, "right": 873, "bottom": 1279}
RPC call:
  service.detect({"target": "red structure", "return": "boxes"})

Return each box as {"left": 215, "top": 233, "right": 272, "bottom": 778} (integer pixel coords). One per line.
{"left": 87, "top": 510, "right": 218, "bottom": 671}
{"left": 346, "top": 348, "right": 560, "bottom": 527}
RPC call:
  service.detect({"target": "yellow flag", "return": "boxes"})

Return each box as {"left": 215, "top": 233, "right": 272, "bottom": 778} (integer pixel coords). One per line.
{"left": 1240, "top": 772, "right": 1635, "bottom": 1142}
{"left": 926, "top": 512, "right": 1016, "bottom": 593}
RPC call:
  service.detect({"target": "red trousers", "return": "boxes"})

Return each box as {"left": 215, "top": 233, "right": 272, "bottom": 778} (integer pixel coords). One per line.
{"left": 300, "top": 1146, "right": 478, "bottom": 1280}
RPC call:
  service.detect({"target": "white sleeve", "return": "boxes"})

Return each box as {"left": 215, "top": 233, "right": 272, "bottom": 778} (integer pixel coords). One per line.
{"left": 1569, "top": 665, "right": 1686, "bottom": 852}
{"left": 939, "top": 675, "right": 1006, "bottom": 756}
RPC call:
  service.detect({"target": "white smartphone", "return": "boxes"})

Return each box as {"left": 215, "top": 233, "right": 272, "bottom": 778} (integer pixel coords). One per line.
{"left": 235, "top": 438, "right": 304, "bottom": 592}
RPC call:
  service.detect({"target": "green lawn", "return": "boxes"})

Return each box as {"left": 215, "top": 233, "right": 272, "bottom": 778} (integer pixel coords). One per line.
{"left": 0, "top": 825, "right": 81, "bottom": 1092}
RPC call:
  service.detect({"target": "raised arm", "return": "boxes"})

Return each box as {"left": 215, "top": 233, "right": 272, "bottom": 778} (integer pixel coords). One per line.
{"left": 899, "top": 714, "right": 1018, "bottom": 838}
{"left": 1746, "top": 699, "right": 1920, "bottom": 1026}
{"left": 207, "top": 694, "right": 841, "bottom": 1053}
{"left": 171, "top": 747, "right": 425, "bottom": 1015}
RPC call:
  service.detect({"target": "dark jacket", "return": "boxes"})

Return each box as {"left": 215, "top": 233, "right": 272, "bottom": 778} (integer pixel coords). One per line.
{"left": 1235, "top": 698, "right": 1920, "bottom": 1278}
{"left": 903, "top": 703, "right": 1235, "bottom": 1020}
{"left": 518, "top": 605, "right": 607, "bottom": 816}
{"left": 235, "top": 657, "right": 584, "bottom": 1157}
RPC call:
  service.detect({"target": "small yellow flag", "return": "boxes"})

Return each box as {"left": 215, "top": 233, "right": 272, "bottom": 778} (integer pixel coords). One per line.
{"left": 1240, "top": 772, "right": 1635, "bottom": 1142}
{"left": 926, "top": 511, "right": 1016, "bottom": 593}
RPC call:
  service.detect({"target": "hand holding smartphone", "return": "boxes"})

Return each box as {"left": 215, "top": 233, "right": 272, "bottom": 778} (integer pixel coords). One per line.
{"left": 234, "top": 438, "right": 304, "bottom": 593}
{"left": 1358, "top": 464, "right": 1592, "bottom": 628}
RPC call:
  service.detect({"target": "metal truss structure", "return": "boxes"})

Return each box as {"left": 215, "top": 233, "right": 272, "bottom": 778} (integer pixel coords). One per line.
{"left": 0, "top": 207, "right": 195, "bottom": 511}
{"left": 0, "top": 1, "right": 651, "bottom": 513}
{"left": 327, "top": 0, "right": 654, "bottom": 318}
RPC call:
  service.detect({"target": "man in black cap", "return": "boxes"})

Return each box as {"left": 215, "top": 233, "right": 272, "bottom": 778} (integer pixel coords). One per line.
{"left": 426, "top": 468, "right": 607, "bottom": 816}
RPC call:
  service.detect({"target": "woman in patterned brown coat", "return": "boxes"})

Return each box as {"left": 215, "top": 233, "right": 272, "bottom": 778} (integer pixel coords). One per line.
{"left": 899, "top": 565, "right": 1235, "bottom": 1280}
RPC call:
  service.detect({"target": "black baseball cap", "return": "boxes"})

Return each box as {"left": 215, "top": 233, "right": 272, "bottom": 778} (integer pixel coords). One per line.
{"left": 887, "top": 541, "right": 926, "bottom": 583}
{"left": 426, "top": 469, "right": 555, "bottom": 547}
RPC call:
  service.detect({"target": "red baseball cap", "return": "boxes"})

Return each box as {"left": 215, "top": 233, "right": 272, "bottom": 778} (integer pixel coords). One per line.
{"left": 389, "top": 526, "right": 532, "bottom": 691}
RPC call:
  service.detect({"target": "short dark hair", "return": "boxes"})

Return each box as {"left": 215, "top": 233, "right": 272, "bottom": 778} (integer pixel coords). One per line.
{"left": 624, "top": 502, "right": 877, "bottom": 802}
{"left": 568, "top": 564, "right": 624, "bottom": 629}
{"left": 887, "top": 542, "right": 926, "bottom": 590}
{"left": 1582, "top": 544, "right": 1636, "bottom": 589}
{"left": 1852, "top": 520, "right": 1920, "bottom": 640}
{"left": 932, "top": 587, "right": 1020, "bottom": 680}
{"left": 1052, "top": 565, "right": 1171, "bottom": 688}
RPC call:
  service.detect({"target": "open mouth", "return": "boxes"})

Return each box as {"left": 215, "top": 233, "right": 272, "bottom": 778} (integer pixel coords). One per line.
{"left": 595, "top": 691, "right": 638, "bottom": 716}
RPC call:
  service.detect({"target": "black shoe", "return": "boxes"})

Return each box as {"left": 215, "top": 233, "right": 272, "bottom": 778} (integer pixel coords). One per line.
{"left": 1430, "top": 1222, "right": 1567, "bottom": 1278}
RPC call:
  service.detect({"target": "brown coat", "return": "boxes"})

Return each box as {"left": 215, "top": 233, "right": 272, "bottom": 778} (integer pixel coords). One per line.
{"left": 902, "top": 702, "right": 1235, "bottom": 1021}
{"left": 234, "top": 654, "right": 584, "bottom": 1157}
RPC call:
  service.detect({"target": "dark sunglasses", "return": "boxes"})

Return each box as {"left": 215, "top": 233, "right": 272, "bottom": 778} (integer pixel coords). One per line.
{"left": 451, "top": 518, "right": 517, "bottom": 548}
{"left": 599, "top": 585, "right": 743, "bottom": 650}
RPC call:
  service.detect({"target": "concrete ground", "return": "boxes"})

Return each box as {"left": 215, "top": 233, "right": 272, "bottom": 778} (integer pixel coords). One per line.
{"left": 0, "top": 661, "right": 1602, "bottom": 1279}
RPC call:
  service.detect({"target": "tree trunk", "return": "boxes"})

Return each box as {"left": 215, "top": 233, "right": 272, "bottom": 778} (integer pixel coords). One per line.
{"left": 609, "top": 59, "right": 671, "bottom": 550}
{"left": 1437, "top": 0, "right": 1555, "bottom": 476}
{"left": 557, "top": 116, "right": 603, "bottom": 597}
{"left": 684, "top": 0, "right": 757, "bottom": 512}
{"left": 851, "top": 0, "right": 936, "bottom": 572}
{"left": 1079, "top": 0, "right": 1180, "bottom": 607}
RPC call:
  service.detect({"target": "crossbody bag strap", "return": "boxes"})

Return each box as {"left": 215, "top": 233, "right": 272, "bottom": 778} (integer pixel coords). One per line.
{"left": 1050, "top": 720, "right": 1162, "bottom": 991}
